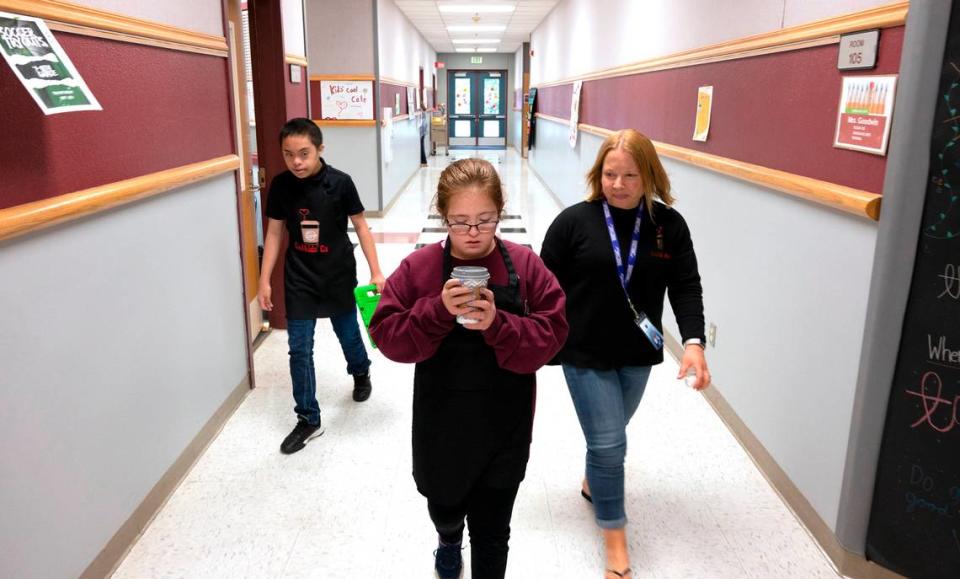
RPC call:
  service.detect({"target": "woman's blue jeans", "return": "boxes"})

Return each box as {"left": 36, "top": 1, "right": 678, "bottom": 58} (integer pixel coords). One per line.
{"left": 562, "top": 364, "right": 651, "bottom": 529}
{"left": 287, "top": 312, "right": 371, "bottom": 426}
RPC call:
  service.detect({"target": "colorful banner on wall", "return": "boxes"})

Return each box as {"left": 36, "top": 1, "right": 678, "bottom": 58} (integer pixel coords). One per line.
{"left": 834, "top": 75, "right": 897, "bottom": 155}
{"left": 693, "top": 85, "right": 713, "bottom": 141}
{"left": 569, "top": 80, "right": 583, "bottom": 148}
{"left": 0, "top": 11, "right": 101, "bottom": 115}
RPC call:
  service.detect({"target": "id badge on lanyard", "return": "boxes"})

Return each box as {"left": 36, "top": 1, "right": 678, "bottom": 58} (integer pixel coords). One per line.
{"left": 603, "top": 201, "right": 663, "bottom": 351}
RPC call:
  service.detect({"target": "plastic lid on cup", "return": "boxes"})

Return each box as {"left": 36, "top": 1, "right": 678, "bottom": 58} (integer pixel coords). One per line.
{"left": 450, "top": 266, "right": 490, "bottom": 281}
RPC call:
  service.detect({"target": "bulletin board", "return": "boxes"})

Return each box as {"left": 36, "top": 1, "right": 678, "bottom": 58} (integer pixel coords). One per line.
{"left": 317, "top": 78, "right": 374, "bottom": 121}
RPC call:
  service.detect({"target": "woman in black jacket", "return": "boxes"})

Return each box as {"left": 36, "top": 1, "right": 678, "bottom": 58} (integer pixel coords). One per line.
{"left": 540, "top": 129, "right": 710, "bottom": 579}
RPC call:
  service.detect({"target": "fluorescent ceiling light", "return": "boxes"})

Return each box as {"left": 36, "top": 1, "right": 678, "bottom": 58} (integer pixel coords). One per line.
{"left": 452, "top": 38, "right": 499, "bottom": 44}
{"left": 447, "top": 25, "right": 506, "bottom": 32}
{"left": 476, "top": 48, "right": 497, "bottom": 53}
{"left": 455, "top": 48, "right": 476, "bottom": 53}
{"left": 439, "top": 4, "right": 515, "bottom": 13}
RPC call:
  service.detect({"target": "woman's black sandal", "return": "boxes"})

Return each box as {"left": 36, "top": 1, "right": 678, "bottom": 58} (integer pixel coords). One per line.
{"left": 580, "top": 489, "right": 593, "bottom": 503}
{"left": 606, "top": 568, "right": 632, "bottom": 578}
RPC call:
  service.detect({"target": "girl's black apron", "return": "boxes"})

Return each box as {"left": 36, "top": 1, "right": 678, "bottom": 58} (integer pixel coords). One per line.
{"left": 412, "top": 238, "right": 536, "bottom": 505}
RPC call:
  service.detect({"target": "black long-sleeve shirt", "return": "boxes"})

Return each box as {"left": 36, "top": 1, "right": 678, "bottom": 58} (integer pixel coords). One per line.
{"left": 540, "top": 200, "right": 705, "bottom": 369}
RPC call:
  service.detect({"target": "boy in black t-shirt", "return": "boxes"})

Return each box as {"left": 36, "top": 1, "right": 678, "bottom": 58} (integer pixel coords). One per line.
{"left": 260, "top": 118, "right": 385, "bottom": 455}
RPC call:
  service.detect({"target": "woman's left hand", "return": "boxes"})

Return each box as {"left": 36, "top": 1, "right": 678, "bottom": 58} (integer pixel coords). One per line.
{"left": 678, "top": 345, "right": 711, "bottom": 390}
{"left": 462, "top": 288, "right": 497, "bottom": 331}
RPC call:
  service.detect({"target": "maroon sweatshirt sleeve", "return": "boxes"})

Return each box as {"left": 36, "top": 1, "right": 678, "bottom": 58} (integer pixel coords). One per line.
{"left": 369, "top": 251, "right": 456, "bottom": 363}
{"left": 480, "top": 246, "right": 569, "bottom": 374}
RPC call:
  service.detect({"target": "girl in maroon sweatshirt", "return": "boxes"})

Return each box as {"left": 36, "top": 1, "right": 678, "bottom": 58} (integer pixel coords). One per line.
{"left": 370, "top": 158, "right": 568, "bottom": 579}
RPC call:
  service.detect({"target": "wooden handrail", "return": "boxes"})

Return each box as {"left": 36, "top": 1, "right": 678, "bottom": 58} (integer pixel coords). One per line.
{"left": 0, "top": 155, "right": 241, "bottom": 242}
{"left": 536, "top": 113, "right": 881, "bottom": 221}
{"left": 0, "top": 0, "right": 228, "bottom": 56}
{"left": 533, "top": 2, "right": 908, "bottom": 87}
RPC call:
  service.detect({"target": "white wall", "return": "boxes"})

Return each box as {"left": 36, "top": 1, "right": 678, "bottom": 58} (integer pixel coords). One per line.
{"left": 377, "top": 0, "right": 436, "bottom": 85}
{"left": 530, "top": 0, "right": 898, "bottom": 85}
{"left": 321, "top": 126, "right": 381, "bottom": 211}
{"left": 282, "top": 0, "right": 306, "bottom": 57}
{"left": 0, "top": 174, "right": 249, "bottom": 578}
{"left": 380, "top": 117, "right": 422, "bottom": 209}
{"left": 306, "top": 0, "right": 375, "bottom": 75}
{"left": 376, "top": 0, "right": 436, "bottom": 209}
{"left": 76, "top": 0, "right": 223, "bottom": 37}
{"left": 511, "top": 46, "right": 525, "bottom": 152}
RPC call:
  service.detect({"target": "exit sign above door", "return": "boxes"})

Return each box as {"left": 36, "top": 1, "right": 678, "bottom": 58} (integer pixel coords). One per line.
{"left": 470, "top": 56, "right": 483, "bottom": 64}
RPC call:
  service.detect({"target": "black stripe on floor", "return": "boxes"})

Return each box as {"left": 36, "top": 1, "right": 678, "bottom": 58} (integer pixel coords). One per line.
{"left": 427, "top": 214, "right": 520, "bottom": 220}
{"left": 499, "top": 228, "right": 526, "bottom": 233}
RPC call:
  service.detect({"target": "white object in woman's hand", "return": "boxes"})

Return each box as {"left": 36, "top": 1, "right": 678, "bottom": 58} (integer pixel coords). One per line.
{"left": 677, "top": 345, "right": 710, "bottom": 390}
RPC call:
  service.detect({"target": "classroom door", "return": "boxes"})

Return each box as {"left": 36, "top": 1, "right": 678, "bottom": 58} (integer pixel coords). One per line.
{"left": 448, "top": 70, "right": 507, "bottom": 148}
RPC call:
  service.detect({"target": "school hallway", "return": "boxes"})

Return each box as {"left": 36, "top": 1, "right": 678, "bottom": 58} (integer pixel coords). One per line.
{"left": 110, "top": 150, "right": 839, "bottom": 579}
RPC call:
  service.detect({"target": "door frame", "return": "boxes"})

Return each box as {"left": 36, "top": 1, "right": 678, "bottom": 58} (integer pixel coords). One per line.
{"left": 447, "top": 69, "right": 508, "bottom": 149}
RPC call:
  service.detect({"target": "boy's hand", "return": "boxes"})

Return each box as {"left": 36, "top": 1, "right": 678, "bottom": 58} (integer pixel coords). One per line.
{"left": 370, "top": 273, "right": 386, "bottom": 293}
{"left": 259, "top": 283, "right": 273, "bottom": 311}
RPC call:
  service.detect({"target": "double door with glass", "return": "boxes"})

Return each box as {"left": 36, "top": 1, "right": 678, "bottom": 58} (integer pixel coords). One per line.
{"left": 448, "top": 70, "right": 507, "bottom": 148}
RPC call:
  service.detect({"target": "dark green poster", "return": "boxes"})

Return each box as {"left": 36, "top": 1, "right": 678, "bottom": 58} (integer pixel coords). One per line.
{"left": 0, "top": 11, "right": 100, "bottom": 114}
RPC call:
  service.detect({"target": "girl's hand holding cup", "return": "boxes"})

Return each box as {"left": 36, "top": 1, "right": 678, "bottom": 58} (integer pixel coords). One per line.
{"left": 460, "top": 288, "right": 496, "bottom": 331}
{"left": 441, "top": 278, "right": 476, "bottom": 318}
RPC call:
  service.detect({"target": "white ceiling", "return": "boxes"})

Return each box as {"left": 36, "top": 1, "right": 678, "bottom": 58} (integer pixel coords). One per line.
{"left": 393, "top": 1, "right": 560, "bottom": 54}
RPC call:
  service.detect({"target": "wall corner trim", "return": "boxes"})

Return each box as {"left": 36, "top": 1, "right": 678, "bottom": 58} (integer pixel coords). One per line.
{"left": 0, "top": 155, "right": 241, "bottom": 242}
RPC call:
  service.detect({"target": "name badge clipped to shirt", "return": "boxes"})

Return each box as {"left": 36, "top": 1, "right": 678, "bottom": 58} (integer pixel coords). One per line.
{"left": 603, "top": 201, "right": 664, "bottom": 351}
{"left": 634, "top": 311, "right": 664, "bottom": 351}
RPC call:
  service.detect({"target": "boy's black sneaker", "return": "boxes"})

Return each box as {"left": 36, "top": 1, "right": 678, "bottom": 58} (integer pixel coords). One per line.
{"left": 352, "top": 372, "right": 372, "bottom": 402}
{"left": 280, "top": 419, "right": 323, "bottom": 454}
{"left": 433, "top": 540, "right": 463, "bottom": 578}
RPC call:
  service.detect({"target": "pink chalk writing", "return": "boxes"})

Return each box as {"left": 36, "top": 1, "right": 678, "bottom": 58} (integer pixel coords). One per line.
{"left": 906, "top": 371, "right": 959, "bottom": 433}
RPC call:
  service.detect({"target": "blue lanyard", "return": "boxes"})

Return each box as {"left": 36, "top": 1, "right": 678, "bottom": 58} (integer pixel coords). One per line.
{"left": 602, "top": 201, "right": 643, "bottom": 291}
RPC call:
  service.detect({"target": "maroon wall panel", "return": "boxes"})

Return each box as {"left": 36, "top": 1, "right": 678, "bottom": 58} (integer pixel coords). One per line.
{"left": 285, "top": 65, "right": 308, "bottom": 118}
{"left": 0, "top": 32, "right": 233, "bottom": 210}
{"left": 538, "top": 27, "right": 904, "bottom": 194}
{"left": 380, "top": 82, "right": 407, "bottom": 116}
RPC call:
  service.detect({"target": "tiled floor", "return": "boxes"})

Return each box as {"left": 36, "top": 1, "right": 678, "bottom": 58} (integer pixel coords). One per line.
{"left": 111, "top": 149, "right": 841, "bottom": 578}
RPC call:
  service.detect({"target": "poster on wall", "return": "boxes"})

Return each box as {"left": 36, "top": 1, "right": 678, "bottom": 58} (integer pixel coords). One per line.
{"left": 0, "top": 11, "right": 101, "bottom": 115}
{"left": 569, "top": 80, "right": 583, "bottom": 148}
{"left": 407, "top": 86, "right": 415, "bottom": 114}
{"left": 318, "top": 79, "right": 373, "bottom": 120}
{"left": 834, "top": 75, "right": 897, "bottom": 155}
{"left": 693, "top": 86, "right": 713, "bottom": 141}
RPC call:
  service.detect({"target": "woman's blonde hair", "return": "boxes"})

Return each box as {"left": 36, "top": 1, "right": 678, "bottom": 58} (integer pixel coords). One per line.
{"left": 585, "top": 129, "right": 673, "bottom": 217}
{"left": 435, "top": 158, "right": 505, "bottom": 219}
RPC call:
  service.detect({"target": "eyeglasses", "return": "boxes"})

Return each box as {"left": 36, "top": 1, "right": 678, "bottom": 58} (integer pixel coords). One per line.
{"left": 446, "top": 220, "right": 499, "bottom": 235}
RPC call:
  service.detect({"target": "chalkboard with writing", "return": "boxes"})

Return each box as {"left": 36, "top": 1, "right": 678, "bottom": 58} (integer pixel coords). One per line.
{"left": 865, "top": 6, "right": 960, "bottom": 578}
